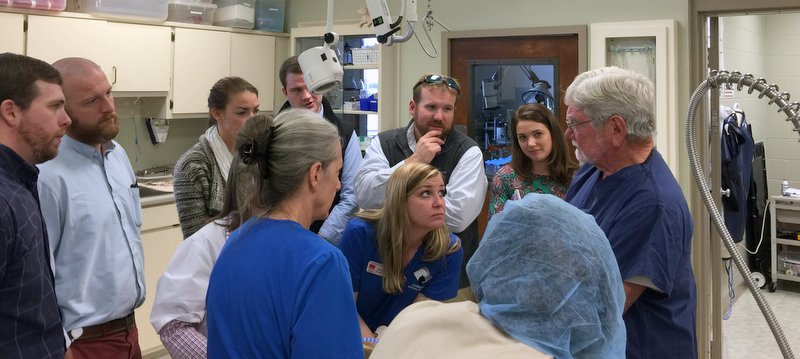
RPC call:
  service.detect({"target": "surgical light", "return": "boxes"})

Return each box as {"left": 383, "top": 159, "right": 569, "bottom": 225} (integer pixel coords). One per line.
{"left": 297, "top": 0, "right": 343, "bottom": 94}
{"left": 298, "top": 0, "right": 418, "bottom": 94}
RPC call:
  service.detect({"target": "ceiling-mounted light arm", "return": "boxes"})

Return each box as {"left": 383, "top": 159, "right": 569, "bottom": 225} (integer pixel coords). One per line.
{"left": 365, "top": 0, "right": 418, "bottom": 45}
{"left": 297, "top": 0, "right": 343, "bottom": 94}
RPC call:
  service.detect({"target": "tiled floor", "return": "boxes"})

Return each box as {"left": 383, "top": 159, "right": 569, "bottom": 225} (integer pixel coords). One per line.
{"left": 723, "top": 282, "right": 800, "bottom": 358}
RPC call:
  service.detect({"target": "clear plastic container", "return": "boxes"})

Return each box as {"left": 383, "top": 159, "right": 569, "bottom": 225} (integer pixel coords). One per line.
{"left": 2, "top": 0, "right": 66, "bottom": 11}
{"left": 167, "top": 0, "right": 217, "bottom": 25}
{"left": 254, "top": 0, "right": 284, "bottom": 32}
{"left": 76, "top": 0, "right": 168, "bottom": 22}
{"left": 213, "top": 0, "right": 254, "bottom": 8}
{"left": 778, "top": 249, "right": 800, "bottom": 276}
{"left": 213, "top": 3, "right": 254, "bottom": 29}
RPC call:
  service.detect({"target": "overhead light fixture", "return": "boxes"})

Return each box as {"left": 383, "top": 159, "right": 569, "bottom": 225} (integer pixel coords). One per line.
{"left": 298, "top": 0, "right": 418, "bottom": 94}
{"left": 297, "top": 0, "right": 343, "bottom": 94}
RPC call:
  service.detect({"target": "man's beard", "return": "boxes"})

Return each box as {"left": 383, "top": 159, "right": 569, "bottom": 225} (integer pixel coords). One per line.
{"left": 19, "top": 122, "right": 63, "bottom": 164}
{"left": 69, "top": 112, "right": 120, "bottom": 145}
{"left": 573, "top": 142, "right": 592, "bottom": 165}
{"left": 416, "top": 121, "right": 451, "bottom": 139}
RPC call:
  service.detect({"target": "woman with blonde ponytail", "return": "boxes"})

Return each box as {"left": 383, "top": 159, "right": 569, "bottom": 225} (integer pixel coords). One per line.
{"left": 339, "top": 162, "right": 462, "bottom": 345}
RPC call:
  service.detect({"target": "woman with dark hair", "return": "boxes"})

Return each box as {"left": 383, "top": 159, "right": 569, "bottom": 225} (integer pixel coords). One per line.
{"left": 488, "top": 104, "right": 577, "bottom": 217}
{"left": 173, "top": 76, "right": 259, "bottom": 238}
{"left": 339, "top": 162, "right": 462, "bottom": 347}
{"left": 206, "top": 110, "right": 362, "bottom": 358}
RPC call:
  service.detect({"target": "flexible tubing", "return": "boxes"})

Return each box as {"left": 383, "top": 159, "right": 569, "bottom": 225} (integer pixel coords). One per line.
{"left": 686, "top": 70, "right": 797, "bottom": 359}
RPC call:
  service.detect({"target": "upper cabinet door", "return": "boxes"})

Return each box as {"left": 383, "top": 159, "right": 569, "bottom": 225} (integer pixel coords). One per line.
{"left": 589, "top": 19, "right": 677, "bottom": 176}
{"left": 27, "top": 16, "right": 111, "bottom": 75}
{"left": 106, "top": 23, "right": 172, "bottom": 93}
{"left": 230, "top": 33, "right": 276, "bottom": 112}
{"left": 172, "top": 28, "right": 231, "bottom": 115}
{"left": 0, "top": 13, "right": 24, "bottom": 54}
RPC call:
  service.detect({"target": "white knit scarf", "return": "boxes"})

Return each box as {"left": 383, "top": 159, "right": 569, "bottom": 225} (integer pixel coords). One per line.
{"left": 205, "top": 125, "right": 232, "bottom": 181}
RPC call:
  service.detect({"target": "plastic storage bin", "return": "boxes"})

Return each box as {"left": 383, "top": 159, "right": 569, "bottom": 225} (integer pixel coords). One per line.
{"left": 2, "top": 0, "right": 66, "bottom": 11}
{"left": 254, "top": 0, "right": 284, "bottom": 32}
{"left": 77, "top": 0, "right": 168, "bottom": 22}
{"left": 213, "top": 0, "right": 254, "bottom": 28}
{"left": 167, "top": 0, "right": 217, "bottom": 25}
{"left": 778, "top": 250, "right": 800, "bottom": 276}
{"left": 214, "top": 0, "right": 253, "bottom": 8}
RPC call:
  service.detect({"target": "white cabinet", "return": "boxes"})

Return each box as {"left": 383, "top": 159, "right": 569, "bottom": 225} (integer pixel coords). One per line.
{"left": 171, "top": 28, "right": 231, "bottom": 115}
{"left": 769, "top": 195, "right": 800, "bottom": 290}
{"left": 230, "top": 32, "right": 276, "bottom": 112}
{"left": 26, "top": 16, "right": 172, "bottom": 94}
{"left": 590, "top": 19, "right": 678, "bottom": 176}
{"left": 26, "top": 15, "right": 110, "bottom": 71}
{"left": 0, "top": 12, "right": 24, "bottom": 54}
{"left": 291, "top": 23, "right": 398, "bottom": 134}
{"left": 135, "top": 202, "right": 183, "bottom": 356}
{"left": 106, "top": 23, "right": 172, "bottom": 93}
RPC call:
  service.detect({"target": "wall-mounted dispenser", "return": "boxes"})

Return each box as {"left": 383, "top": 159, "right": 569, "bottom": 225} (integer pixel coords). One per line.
{"left": 146, "top": 117, "right": 169, "bottom": 144}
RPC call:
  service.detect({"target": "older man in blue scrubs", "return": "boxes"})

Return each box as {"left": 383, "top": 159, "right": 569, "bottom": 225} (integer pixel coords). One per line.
{"left": 564, "top": 67, "right": 696, "bottom": 359}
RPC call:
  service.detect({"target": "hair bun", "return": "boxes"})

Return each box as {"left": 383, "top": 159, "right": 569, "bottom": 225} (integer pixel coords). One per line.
{"left": 239, "top": 139, "right": 259, "bottom": 164}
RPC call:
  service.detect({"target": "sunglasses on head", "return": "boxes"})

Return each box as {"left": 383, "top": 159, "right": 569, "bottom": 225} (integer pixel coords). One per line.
{"left": 413, "top": 74, "right": 460, "bottom": 94}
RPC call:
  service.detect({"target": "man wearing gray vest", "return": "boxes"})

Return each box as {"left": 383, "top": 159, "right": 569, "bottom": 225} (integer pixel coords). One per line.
{"left": 355, "top": 73, "right": 487, "bottom": 291}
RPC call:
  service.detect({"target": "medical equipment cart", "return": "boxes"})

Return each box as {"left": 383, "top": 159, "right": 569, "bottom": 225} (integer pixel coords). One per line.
{"left": 769, "top": 195, "right": 800, "bottom": 291}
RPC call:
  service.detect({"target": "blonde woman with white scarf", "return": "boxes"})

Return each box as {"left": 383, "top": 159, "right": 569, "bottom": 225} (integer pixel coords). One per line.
{"left": 173, "top": 76, "right": 259, "bottom": 238}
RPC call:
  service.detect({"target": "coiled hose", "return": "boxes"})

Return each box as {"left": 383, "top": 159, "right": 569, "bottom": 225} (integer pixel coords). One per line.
{"left": 686, "top": 70, "right": 799, "bottom": 359}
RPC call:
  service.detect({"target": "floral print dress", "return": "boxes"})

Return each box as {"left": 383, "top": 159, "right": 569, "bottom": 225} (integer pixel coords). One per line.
{"left": 488, "top": 164, "right": 568, "bottom": 218}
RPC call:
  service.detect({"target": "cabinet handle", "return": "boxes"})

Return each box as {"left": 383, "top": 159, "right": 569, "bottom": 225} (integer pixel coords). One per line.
{"left": 112, "top": 66, "right": 117, "bottom": 85}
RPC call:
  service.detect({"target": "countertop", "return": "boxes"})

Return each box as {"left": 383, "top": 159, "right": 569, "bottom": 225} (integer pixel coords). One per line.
{"left": 140, "top": 188, "right": 176, "bottom": 207}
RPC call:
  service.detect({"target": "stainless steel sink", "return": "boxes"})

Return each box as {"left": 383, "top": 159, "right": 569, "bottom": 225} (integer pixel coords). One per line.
{"left": 135, "top": 166, "right": 174, "bottom": 196}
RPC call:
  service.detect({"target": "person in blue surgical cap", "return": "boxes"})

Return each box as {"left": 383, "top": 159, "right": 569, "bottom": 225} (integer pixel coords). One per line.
{"left": 370, "top": 193, "right": 626, "bottom": 359}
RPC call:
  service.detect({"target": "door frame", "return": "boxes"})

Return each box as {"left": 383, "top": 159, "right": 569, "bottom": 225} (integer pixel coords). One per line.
{"left": 442, "top": 26, "right": 587, "bottom": 120}
{"left": 441, "top": 26, "right": 586, "bottom": 238}
{"left": 691, "top": 3, "right": 800, "bottom": 358}
{"left": 441, "top": 25, "right": 587, "bottom": 75}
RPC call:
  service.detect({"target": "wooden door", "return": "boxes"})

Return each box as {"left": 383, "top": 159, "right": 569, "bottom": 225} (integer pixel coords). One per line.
{"left": 448, "top": 34, "right": 581, "bottom": 237}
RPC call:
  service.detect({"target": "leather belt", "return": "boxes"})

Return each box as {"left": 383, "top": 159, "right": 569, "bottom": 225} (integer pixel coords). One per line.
{"left": 76, "top": 312, "right": 136, "bottom": 340}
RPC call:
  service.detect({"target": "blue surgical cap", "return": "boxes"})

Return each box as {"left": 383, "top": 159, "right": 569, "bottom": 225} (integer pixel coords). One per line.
{"left": 467, "top": 194, "right": 626, "bottom": 359}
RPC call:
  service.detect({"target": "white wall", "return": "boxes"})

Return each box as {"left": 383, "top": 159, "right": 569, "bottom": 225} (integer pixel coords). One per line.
{"left": 718, "top": 13, "right": 800, "bottom": 195}
{"left": 720, "top": 14, "right": 800, "bottom": 198}
{"left": 763, "top": 13, "right": 800, "bottom": 195}
{"left": 113, "top": 98, "right": 208, "bottom": 172}
{"left": 717, "top": 13, "right": 767, "bottom": 305}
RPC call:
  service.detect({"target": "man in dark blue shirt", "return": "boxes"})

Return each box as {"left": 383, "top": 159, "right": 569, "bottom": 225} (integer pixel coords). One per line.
{"left": 0, "top": 52, "right": 72, "bottom": 358}
{"left": 564, "top": 67, "right": 696, "bottom": 359}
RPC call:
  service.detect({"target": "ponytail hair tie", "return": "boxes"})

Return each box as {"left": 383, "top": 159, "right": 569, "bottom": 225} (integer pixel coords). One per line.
{"left": 239, "top": 139, "right": 259, "bottom": 164}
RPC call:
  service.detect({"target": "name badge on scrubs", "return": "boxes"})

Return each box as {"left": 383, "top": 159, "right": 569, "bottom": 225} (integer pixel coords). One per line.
{"left": 414, "top": 267, "right": 432, "bottom": 285}
{"left": 366, "top": 261, "right": 384, "bottom": 277}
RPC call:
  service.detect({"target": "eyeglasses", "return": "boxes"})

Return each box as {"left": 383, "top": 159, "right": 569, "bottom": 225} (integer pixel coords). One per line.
{"left": 413, "top": 74, "right": 460, "bottom": 94}
{"left": 565, "top": 117, "right": 595, "bottom": 129}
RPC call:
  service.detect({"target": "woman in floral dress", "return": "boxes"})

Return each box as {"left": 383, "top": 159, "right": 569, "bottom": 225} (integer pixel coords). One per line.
{"left": 488, "top": 104, "right": 577, "bottom": 217}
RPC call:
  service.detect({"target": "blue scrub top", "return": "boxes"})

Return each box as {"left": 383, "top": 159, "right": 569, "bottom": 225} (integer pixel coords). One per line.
{"left": 566, "top": 150, "right": 697, "bottom": 359}
{"left": 339, "top": 218, "right": 462, "bottom": 331}
{"left": 206, "top": 218, "right": 363, "bottom": 359}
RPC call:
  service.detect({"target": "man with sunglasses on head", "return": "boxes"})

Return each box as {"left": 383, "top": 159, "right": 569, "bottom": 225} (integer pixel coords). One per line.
{"left": 355, "top": 73, "right": 487, "bottom": 293}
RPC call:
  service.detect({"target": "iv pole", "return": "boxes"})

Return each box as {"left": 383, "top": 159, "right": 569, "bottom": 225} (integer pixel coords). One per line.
{"left": 686, "top": 70, "right": 800, "bottom": 359}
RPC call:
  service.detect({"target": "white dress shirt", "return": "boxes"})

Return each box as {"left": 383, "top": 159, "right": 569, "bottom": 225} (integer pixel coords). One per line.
{"left": 355, "top": 125, "right": 487, "bottom": 233}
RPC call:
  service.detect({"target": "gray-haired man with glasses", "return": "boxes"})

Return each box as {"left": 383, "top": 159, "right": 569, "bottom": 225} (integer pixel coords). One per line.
{"left": 563, "top": 66, "right": 696, "bottom": 359}
{"left": 355, "top": 73, "right": 487, "bottom": 292}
